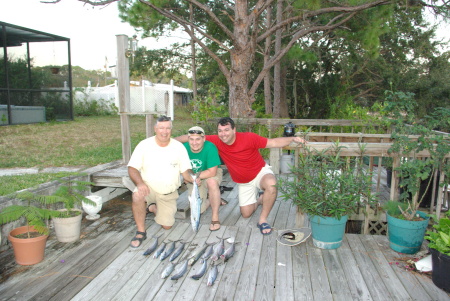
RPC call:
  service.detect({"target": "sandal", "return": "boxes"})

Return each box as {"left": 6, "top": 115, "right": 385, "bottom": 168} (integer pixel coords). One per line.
{"left": 130, "top": 231, "right": 147, "bottom": 248}
{"left": 257, "top": 222, "right": 273, "bottom": 236}
{"left": 220, "top": 198, "right": 228, "bottom": 206}
{"left": 146, "top": 203, "right": 156, "bottom": 215}
{"left": 210, "top": 221, "right": 221, "bottom": 232}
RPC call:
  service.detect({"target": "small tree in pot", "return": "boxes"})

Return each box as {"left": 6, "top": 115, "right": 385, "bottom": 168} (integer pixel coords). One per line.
{"left": 278, "top": 142, "right": 378, "bottom": 249}
{"left": 381, "top": 91, "right": 450, "bottom": 254}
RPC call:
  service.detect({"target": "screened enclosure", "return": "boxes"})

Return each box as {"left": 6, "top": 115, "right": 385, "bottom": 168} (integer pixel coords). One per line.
{"left": 0, "top": 21, "right": 73, "bottom": 125}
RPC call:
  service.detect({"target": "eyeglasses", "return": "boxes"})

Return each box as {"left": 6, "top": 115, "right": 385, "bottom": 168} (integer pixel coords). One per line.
{"left": 188, "top": 130, "right": 204, "bottom": 135}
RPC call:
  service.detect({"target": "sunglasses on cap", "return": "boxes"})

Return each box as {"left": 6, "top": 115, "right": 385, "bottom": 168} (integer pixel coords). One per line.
{"left": 188, "top": 130, "right": 204, "bottom": 135}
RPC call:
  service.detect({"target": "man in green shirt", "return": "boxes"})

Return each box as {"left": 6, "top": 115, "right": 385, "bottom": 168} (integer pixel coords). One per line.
{"left": 183, "top": 126, "right": 223, "bottom": 231}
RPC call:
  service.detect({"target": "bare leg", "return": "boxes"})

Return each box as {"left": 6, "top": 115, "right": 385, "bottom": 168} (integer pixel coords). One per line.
{"left": 131, "top": 192, "right": 147, "bottom": 247}
{"left": 206, "top": 177, "right": 221, "bottom": 231}
{"left": 239, "top": 174, "right": 277, "bottom": 234}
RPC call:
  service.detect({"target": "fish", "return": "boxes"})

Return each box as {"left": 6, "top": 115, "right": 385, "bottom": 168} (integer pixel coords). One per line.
{"left": 170, "top": 259, "right": 189, "bottom": 280}
{"left": 188, "top": 243, "right": 211, "bottom": 266}
{"left": 153, "top": 242, "right": 166, "bottom": 259}
{"left": 206, "top": 263, "right": 219, "bottom": 286}
{"left": 143, "top": 235, "right": 161, "bottom": 256}
{"left": 220, "top": 241, "right": 238, "bottom": 262}
{"left": 190, "top": 258, "right": 208, "bottom": 280}
{"left": 161, "top": 262, "right": 176, "bottom": 279}
{"left": 188, "top": 174, "right": 202, "bottom": 232}
{"left": 201, "top": 243, "right": 215, "bottom": 261}
{"left": 160, "top": 240, "right": 177, "bottom": 261}
{"left": 169, "top": 241, "right": 187, "bottom": 262}
{"left": 211, "top": 236, "right": 227, "bottom": 261}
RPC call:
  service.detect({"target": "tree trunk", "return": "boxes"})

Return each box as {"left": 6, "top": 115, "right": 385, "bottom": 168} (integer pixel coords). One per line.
{"left": 273, "top": 0, "right": 283, "bottom": 118}
{"left": 228, "top": 0, "right": 256, "bottom": 118}
{"left": 264, "top": 6, "right": 273, "bottom": 115}
{"left": 279, "top": 64, "right": 289, "bottom": 117}
{"left": 190, "top": 4, "right": 197, "bottom": 104}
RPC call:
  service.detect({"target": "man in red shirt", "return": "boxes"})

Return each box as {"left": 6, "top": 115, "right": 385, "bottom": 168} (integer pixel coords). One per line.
{"left": 181, "top": 117, "right": 306, "bottom": 235}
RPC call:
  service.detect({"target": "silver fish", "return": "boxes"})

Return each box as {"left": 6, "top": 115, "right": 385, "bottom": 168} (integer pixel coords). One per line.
{"left": 206, "top": 263, "right": 218, "bottom": 286}
{"left": 160, "top": 240, "right": 177, "bottom": 261}
{"left": 169, "top": 241, "right": 187, "bottom": 262}
{"left": 201, "top": 243, "right": 215, "bottom": 261}
{"left": 170, "top": 259, "right": 189, "bottom": 280}
{"left": 188, "top": 243, "right": 211, "bottom": 266}
{"left": 153, "top": 242, "right": 166, "bottom": 259}
{"left": 143, "top": 235, "right": 161, "bottom": 256}
{"left": 220, "top": 241, "right": 238, "bottom": 262}
{"left": 211, "top": 237, "right": 227, "bottom": 261}
{"left": 188, "top": 174, "right": 202, "bottom": 232}
{"left": 161, "top": 262, "right": 176, "bottom": 279}
{"left": 190, "top": 258, "right": 208, "bottom": 280}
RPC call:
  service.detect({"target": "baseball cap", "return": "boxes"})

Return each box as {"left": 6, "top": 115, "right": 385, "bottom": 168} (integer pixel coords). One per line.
{"left": 188, "top": 126, "right": 205, "bottom": 136}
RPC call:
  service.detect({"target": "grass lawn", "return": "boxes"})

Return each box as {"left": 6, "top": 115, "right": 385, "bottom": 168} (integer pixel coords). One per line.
{"left": 0, "top": 108, "right": 196, "bottom": 196}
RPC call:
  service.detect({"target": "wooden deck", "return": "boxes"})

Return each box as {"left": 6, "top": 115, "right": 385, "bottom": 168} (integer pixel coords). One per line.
{"left": 0, "top": 172, "right": 449, "bottom": 301}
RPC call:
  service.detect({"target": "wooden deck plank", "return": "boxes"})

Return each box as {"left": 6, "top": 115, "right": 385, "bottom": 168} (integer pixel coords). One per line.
{"left": 211, "top": 226, "right": 250, "bottom": 301}
{"left": 275, "top": 232, "right": 295, "bottom": 301}
{"left": 346, "top": 234, "right": 392, "bottom": 301}
{"left": 337, "top": 236, "right": 373, "bottom": 300}
{"left": 251, "top": 199, "right": 280, "bottom": 301}
{"left": 322, "top": 249, "right": 353, "bottom": 301}
{"left": 2, "top": 170, "right": 450, "bottom": 301}
{"left": 291, "top": 242, "right": 314, "bottom": 301}
{"left": 71, "top": 221, "right": 165, "bottom": 301}
{"left": 358, "top": 234, "right": 412, "bottom": 301}
{"left": 0, "top": 213, "right": 133, "bottom": 300}
{"left": 233, "top": 227, "right": 264, "bottom": 301}
{"left": 373, "top": 235, "right": 450, "bottom": 301}
{"left": 305, "top": 239, "right": 333, "bottom": 300}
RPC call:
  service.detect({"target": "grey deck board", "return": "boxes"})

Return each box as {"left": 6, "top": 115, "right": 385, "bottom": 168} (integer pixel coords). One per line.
{"left": 1, "top": 171, "right": 449, "bottom": 301}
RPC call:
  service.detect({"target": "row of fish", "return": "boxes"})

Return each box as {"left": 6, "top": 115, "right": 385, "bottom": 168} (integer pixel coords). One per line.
{"left": 142, "top": 235, "right": 238, "bottom": 285}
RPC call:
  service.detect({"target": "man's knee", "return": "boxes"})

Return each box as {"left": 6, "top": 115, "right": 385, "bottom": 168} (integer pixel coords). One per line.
{"left": 162, "top": 225, "right": 172, "bottom": 230}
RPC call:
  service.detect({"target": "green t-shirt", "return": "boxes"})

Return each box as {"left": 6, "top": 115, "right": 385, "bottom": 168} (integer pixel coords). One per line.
{"left": 183, "top": 140, "right": 221, "bottom": 174}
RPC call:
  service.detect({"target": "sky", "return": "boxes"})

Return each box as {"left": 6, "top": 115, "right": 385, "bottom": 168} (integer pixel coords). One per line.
{"left": 1, "top": 0, "right": 448, "bottom": 72}
{"left": 0, "top": 0, "right": 185, "bottom": 70}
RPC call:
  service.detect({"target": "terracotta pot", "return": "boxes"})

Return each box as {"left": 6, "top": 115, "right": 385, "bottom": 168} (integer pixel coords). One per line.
{"left": 8, "top": 226, "right": 48, "bottom": 265}
{"left": 52, "top": 209, "right": 82, "bottom": 243}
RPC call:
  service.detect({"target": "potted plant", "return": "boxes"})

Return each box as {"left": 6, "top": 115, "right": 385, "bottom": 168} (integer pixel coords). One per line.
{"left": 381, "top": 91, "right": 450, "bottom": 254}
{"left": 0, "top": 191, "right": 66, "bottom": 265}
{"left": 278, "top": 142, "right": 378, "bottom": 249}
{"left": 50, "top": 177, "right": 95, "bottom": 243}
{"left": 425, "top": 212, "right": 450, "bottom": 292}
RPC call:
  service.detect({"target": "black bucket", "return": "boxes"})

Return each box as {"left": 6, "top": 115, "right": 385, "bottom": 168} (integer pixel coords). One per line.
{"left": 430, "top": 247, "right": 450, "bottom": 292}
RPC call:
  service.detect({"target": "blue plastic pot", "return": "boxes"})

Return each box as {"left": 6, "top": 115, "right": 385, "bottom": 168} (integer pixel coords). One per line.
{"left": 309, "top": 215, "right": 348, "bottom": 249}
{"left": 387, "top": 211, "right": 429, "bottom": 254}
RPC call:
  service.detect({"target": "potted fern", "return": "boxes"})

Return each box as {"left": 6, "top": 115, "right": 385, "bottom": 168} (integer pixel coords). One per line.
{"left": 0, "top": 191, "right": 66, "bottom": 265}
{"left": 382, "top": 91, "right": 450, "bottom": 254}
{"left": 425, "top": 212, "right": 450, "bottom": 292}
{"left": 50, "top": 177, "right": 95, "bottom": 243}
{"left": 278, "top": 142, "right": 377, "bottom": 249}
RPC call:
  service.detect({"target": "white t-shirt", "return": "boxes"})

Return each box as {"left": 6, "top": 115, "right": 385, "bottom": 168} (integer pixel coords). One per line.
{"left": 127, "top": 137, "right": 191, "bottom": 194}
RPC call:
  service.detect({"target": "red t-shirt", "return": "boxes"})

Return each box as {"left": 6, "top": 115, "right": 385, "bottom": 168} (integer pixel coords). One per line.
{"left": 206, "top": 132, "right": 268, "bottom": 183}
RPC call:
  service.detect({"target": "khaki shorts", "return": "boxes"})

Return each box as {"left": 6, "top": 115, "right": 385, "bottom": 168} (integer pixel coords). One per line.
{"left": 145, "top": 190, "right": 179, "bottom": 227}
{"left": 187, "top": 168, "right": 223, "bottom": 213}
{"left": 238, "top": 165, "right": 274, "bottom": 206}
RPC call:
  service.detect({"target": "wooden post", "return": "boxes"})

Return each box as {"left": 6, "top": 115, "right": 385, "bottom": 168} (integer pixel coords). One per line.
{"left": 116, "top": 35, "right": 131, "bottom": 164}
{"left": 146, "top": 115, "right": 154, "bottom": 138}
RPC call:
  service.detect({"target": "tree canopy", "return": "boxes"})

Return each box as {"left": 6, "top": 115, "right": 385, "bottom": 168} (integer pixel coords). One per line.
{"left": 47, "top": 0, "right": 450, "bottom": 118}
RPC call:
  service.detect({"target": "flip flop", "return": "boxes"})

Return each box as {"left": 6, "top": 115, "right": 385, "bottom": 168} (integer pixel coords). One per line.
{"left": 146, "top": 203, "right": 156, "bottom": 215}
{"left": 210, "top": 221, "right": 221, "bottom": 231}
{"left": 220, "top": 198, "right": 228, "bottom": 206}
{"left": 257, "top": 222, "right": 273, "bottom": 235}
{"left": 130, "top": 231, "right": 147, "bottom": 248}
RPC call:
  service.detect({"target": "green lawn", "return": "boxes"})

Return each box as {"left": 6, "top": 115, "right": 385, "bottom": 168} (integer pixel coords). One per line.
{"left": 0, "top": 109, "right": 195, "bottom": 196}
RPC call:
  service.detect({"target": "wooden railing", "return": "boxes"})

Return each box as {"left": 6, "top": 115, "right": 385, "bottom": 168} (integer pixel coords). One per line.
{"left": 269, "top": 133, "right": 449, "bottom": 234}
